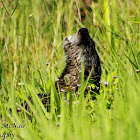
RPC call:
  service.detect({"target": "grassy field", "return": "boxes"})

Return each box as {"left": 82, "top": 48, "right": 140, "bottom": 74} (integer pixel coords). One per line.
{"left": 0, "top": 0, "right": 140, "bottom": 139}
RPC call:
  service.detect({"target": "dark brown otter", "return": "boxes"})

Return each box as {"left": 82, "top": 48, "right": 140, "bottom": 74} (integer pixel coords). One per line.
{"left": 22, "top": 28, "right": 101, "bottom": 119}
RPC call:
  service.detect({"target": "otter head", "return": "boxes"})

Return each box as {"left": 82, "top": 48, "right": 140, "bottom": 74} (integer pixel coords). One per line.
{"left": 64, "top": 28, "right": 90, "bottom": 50}
{"left": 76, "top": 28, "right": 90, "bottom": 45}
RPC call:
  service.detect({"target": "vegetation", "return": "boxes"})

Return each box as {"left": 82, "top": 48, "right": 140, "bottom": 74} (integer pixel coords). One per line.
{"left": 0, "top": 0, "right": 140, "bottom": 139}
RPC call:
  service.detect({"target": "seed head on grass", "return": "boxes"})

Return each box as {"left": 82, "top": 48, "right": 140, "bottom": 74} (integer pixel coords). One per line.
{"left": 77, "top": 84, "right": 80, "bottom": 88}
{"left": 60, "top": 88, "right": 65, "bottom": 93}
{"left": 18, "top": 82, "right": 24, "bottom": 85}
{"left": 87, "top": 85, "right": 91, "bottom": 91}
{"left": 57, "top": 114, "right": 61, "bottom": 118}
{"left": 46, "top": 62, "right": 50, "bottom": 66}
{"left": 96, "top": 87, "right": 100, "bottom": 90}
{"left": 17, "top": 108, "right": 21, "bottom": 112}
{"left": 113, "top": 75, "right": 117, "bottom": 79}
{"left": 116, "top": 87, "right": 118, "bottom": 90}
{"left": 56, "top": 78, "right": 60, "bottom": 82}
{"left": 72, "top": 86, "right": 76, "bottom": 92}
{"left": 103, "top": 81, "right": 108, "bottom": 87}
{"left": 56, "top": 123, "right": 60, "bottom": 127}
{"left": 136, "top": 69, "right": 140, "bottom": 73}
{"left": 99, "top": 81, "right": 102, "bottom": 84}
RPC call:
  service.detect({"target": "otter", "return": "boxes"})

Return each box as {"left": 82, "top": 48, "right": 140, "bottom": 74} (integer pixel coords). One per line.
{"left": 22, "top": 28, "right": 101, "bottom": 119}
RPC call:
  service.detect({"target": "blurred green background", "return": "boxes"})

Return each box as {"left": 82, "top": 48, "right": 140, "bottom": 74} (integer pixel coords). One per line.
{"left": 0, "top": 0, "right": 140, "bottom": 139}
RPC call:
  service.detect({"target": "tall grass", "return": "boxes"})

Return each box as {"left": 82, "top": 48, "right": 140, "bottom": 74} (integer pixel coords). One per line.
{"left": 0, "top": 0, "right": 140, "bottom": 139}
